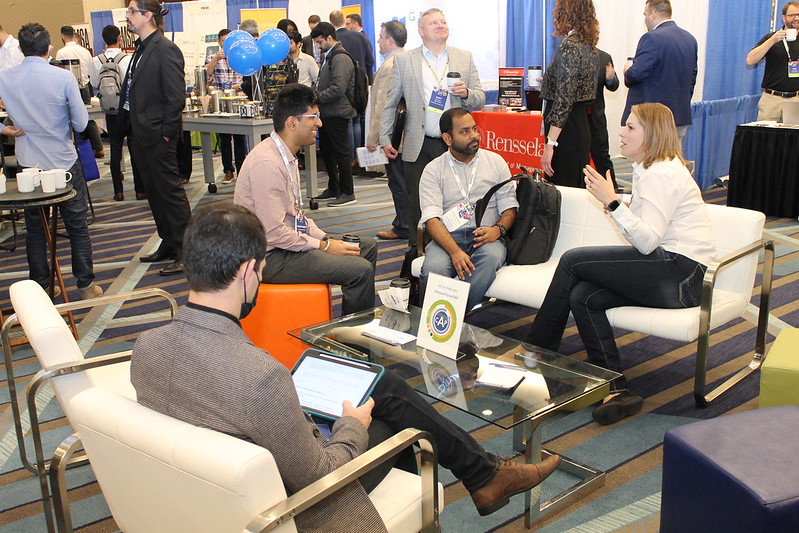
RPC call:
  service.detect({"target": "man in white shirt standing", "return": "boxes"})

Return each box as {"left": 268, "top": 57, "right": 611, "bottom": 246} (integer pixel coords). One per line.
{"left": 0, "top": 24, "right": 23, "bottom": 71}
{"left": 287, "top": 31, "right": 318, "bottom": 87}
{"left": 90, "top": 25, "right": 145, "bottom": 202}
{"left": 57, "top": 25, "right": 104, "bottom": 158}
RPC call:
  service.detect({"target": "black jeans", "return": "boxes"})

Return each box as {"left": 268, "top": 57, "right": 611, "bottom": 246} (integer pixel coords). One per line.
{"left": 319, "top": 116, "right": 354, "bottom": 196}
{"left": 359, "top": 369, "right": 498, "bottom": 493}
{"left": 25, "top": 159, "right": 94, "bottom": 289}
{"left": 219, "top": 133, "right": 247, "bottom": 173}
{"left": 527, "top": 246, "right": 706, "bottom": 391}
{"left": 106, "top": 113, "right": 144, "bottom": 195}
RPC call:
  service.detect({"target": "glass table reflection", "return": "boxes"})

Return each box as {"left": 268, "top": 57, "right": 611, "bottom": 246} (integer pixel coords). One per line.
{"left": 291, "top": 306, "right": 621, "bottom": 527}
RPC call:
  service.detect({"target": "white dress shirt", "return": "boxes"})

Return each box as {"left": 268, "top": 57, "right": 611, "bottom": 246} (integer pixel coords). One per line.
{"left": 611, "top": 158, "right": 716, "bottom": 266}
{"left": 0, "top": 35, "right": 23, "bottom": 72}
{"left": 56, "top": 41, "right": 93, "bottom": 86}
{"left": 90, "top": 47, "right": 132, "bottom": 91}
{"left": 421, "top": 46, "right": 452, "bottom": 137}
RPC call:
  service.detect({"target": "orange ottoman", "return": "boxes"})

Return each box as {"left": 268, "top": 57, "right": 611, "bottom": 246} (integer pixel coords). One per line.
{"left": 240, "top": 283, "right": 332, "bottom": 369}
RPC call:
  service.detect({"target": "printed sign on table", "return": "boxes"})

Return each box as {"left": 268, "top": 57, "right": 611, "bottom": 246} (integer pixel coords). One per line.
{"left": 416, "top": 273, "right": 469, "bottom": 359}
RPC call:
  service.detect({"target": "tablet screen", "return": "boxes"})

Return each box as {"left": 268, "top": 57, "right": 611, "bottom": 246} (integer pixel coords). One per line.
{"left": 292, "top": 349, "right": 384, "bottom": 420}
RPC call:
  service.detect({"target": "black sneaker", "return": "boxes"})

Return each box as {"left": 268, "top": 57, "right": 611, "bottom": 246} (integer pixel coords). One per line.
{"left": 328, "top": 194, "right": 356, "bottom": 207}
{"left": 316, "top": 189, "right": 337, "bottom": 201}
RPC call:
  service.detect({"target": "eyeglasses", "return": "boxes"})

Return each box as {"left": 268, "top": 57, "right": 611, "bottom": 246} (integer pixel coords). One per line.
{"left": 786, "top": 13, "right": 799, "bottom": 18}
{"left": 126, "top": 7, "right": 149, "bottom": 15}
{"left": 295, "top": 113, "right": 320, "bottom": 120}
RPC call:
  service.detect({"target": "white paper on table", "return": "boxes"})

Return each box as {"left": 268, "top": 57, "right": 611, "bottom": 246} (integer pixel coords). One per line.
{"left": 378, "top": 286, "right": 409, "bottom": 313}
{"left": 356, "top": 146, "right": 389, "bottom": 167}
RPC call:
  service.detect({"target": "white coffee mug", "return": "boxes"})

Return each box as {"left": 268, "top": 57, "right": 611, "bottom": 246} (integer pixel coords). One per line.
{"left": 20, "top": 167, "right": 41, "bottom": 187}
{"left": 40, "top": 170, "right": 57, "bottom": 193}
{"left": 17, "top": 172, "right": 35, "bottom": 193}
{"left": 52, "top": 168, "right": 72, "bottom": 189}
{"left": 786, "top": 28, "right": 798, "bottom": 42}
{"left": 0, "top": 173, "right": 6, "bottom": 195}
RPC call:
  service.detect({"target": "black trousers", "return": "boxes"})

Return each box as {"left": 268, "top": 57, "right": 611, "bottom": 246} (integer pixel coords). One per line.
{"left": 128, "top": 134, "right": 191, "bottom": 256}
{"left": 177, "top": 131, "right": 192, "bottom": 181}
{"left": 403, "top": 136, "right": 447, "bottom": 247}
{"left": 588, "top": 108, "right": 617, "bottom": 187}
{"left": 545, "top": 101, "right": 591, "bottom": 188}
{"left": 106, "top": 112, "right": 144, "bottom": 195}
{"left": 219, "top": 133, "right": 247, "bottom": 173}
{"left": 319, "top": 116, "right": 354, "bottom": 196}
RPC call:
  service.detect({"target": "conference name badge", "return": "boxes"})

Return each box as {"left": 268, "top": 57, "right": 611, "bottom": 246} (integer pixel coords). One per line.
{"left": 442, "top": 202, "right": 472, "bottom": 232}
{"left": 789, "top": 61, "right": 799, "bottom": 78}
{"left": 416, "top": 273, "right": 469, "bottom": 359}
{"left": 428, "top": 88, "right": 448, "bottom": 114}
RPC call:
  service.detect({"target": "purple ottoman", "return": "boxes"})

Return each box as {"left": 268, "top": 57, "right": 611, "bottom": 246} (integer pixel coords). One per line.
{"left": 661, "top": 406, "right": 799, "bottom": 533}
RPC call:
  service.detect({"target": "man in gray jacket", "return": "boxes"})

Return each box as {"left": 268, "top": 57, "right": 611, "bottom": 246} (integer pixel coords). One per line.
{"left": 131, "top": 204, "right": 561, "bottom": 531}
{"left": 380, "top": 8, "right": 485, "bottom": 247}
{"left": 311, "top": 21, "right": 357, "bottom": 207}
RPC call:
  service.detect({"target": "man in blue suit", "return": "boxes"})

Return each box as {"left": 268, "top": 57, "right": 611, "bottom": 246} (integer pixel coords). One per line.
{"left": 622, "top": 0, "right": 697, "bottom": 138}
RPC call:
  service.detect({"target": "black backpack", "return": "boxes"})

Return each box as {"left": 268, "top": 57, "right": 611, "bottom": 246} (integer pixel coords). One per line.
{"left": 328, "top": 47, "right": 369, "bottom": 114}
{"left": 474, "top": 168, "right": 561, "bottom": 265}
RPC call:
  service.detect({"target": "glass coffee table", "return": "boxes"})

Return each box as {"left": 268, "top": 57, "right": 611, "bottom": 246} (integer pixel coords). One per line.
{"left": 291, "top": 306, "right": 621, "bottom": 527}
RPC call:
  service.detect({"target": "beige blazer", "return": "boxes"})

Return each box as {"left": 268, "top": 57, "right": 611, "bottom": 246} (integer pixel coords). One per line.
{"left": 379, "top": 45, "right": 485, "bottom": 162}
{"left": 367, "top": 48, "right": 405, "bottom": 151}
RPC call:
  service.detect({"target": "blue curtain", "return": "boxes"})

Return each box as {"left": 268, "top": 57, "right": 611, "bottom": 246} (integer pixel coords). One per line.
{"left": 703, "top": 0, "right": 772, "bottom": 99}
{"left": 505, "top": 0, "right": 558, "bottom": 71}
{"left": 163, "top": 2, "right": 184, "bottom": 33}
{"left": 90, "top": 11, "right": 114, "bottom": 54}
{"left": 683, "top": 95, "right": 759, "bottom": 189}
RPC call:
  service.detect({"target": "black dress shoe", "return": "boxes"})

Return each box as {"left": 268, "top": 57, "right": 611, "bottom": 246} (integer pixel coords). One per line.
{"left": 159, "top": 260, "right": 184, "bottom": 276}
{"left": 140, "top": 249, "right": 176, "bottom": 263}
{"left": 315, "top": 189, "right": 337, "bottom": 201}
{"left": 113, "top": 193, "right": 124, "bottom": 201}
{"left": 136, "top": 192, "right": 148, "bottom": 201}
{"left": 592, "top": 391, "right": 644, "bottom": 425}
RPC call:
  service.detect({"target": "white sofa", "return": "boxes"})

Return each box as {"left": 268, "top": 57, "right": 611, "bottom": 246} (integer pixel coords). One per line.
{"left": 412, "top": 185, "right": 774, "bottom": 406}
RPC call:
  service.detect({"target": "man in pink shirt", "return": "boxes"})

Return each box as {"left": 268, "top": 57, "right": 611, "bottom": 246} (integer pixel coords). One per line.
{"left": 233, "top": 83, "right": 377, "bottom": 315}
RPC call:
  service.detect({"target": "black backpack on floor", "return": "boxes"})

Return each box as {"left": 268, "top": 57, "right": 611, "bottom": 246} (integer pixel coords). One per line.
{"left": 474, "top": 168, "right": 561, "bottom": 265}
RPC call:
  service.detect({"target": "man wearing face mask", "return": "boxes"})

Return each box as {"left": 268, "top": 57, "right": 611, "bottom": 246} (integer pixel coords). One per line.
{"left": 420, "top": 108, "right": 517, "bottom": 312}
{"left": 130, "top": 203, "right": 561, "bottom": 530}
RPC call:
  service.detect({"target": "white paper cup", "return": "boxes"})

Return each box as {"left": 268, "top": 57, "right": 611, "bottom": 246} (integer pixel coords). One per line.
{"left": 786, "top": 29, "right": 798, "bottom": 42}
{"left": 40, "top": 170, "right": 57, "bottom": 193}
{"left": 0, "top": 174, "right": 6, "bottom": 195}
{"left": 17, "top": 172, "right": 35, "bottom": 193}
{"left": 52, "top": 169, "right": 72, "bottom": 189}
{"left": 446, "top": 73, "right": 461, "bottom": 89}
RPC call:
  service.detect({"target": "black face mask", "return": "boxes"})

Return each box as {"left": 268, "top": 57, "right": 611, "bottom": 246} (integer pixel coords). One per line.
{"left": 239, "top": 267, "right": 261, "bottom": 319}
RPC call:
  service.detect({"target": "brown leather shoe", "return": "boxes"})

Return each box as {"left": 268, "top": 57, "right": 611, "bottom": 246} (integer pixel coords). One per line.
{"left": 113, "top": 193, "right": 124, "bottom": 201}
{"left": 376, "top": 228, "right": 401, "bottom": 240}
{"left": 221, "top": 170, "right": 235, "bottom": 183}
{"left": 470, "top": 455, "right": 561, "bottom": 516}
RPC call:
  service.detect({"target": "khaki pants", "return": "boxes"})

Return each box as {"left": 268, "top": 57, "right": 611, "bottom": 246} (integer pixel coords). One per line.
{"left": 757, "top": 90, "right": 799, "bottom": 121}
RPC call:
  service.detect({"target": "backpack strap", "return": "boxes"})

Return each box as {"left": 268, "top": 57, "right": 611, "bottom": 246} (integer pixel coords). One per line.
{"left": 99, "top": 53, "right": 108, "bottom": 63}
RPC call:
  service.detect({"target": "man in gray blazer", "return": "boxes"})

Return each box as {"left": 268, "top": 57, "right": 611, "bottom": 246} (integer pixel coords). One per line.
{"left": 380, "top": 8, "right": 485, "bottom": 248}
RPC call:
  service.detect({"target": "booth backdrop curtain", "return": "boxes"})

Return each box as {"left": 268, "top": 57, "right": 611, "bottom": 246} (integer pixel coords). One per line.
{"left": 683, "top": 94, "right": 759, "bottom": 189}
{"left": 90, "top": 11, "right": 114, "bottom": 55}
{"left": 226, "top": 0, "right": 258, "bottom": 29}
{"left": 505, "top": 0, "right": 557, "bottom": 70}
{"left": 163, "top": 2, "right": 185, "bottom": 33}
{"left": 702, "top": 0, "right": 772, "bottom": 99}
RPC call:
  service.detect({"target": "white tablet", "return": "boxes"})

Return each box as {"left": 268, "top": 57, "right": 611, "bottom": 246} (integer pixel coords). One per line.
{"left": 291, "top": 349, "right": 385, "bottom": 420}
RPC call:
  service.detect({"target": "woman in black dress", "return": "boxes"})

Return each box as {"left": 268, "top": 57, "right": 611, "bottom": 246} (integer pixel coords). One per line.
{"left": 540, "top": 0, "right": 600, "bottom": 187}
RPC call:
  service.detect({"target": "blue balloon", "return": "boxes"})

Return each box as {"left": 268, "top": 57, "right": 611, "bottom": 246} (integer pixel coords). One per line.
{"left": 256, "top": 29, "right": 291, "bottom": 66}
{"left": 227, "top": 40, "right": 263, "bottom": 76}
{"left": 222, "top": 30, "right": 254, "bottom": 56}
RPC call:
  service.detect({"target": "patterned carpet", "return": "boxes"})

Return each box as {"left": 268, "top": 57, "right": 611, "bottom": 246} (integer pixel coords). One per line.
{"left": 1, "top": 146, "right": 797, "bottom": 532}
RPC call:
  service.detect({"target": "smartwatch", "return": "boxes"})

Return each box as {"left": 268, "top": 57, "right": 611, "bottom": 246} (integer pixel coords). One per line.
{"left": 493, "top": 223, "right": 507, "bottom": 238}
{"left": 607, "top": 200, "right": 621, "bottom": 212}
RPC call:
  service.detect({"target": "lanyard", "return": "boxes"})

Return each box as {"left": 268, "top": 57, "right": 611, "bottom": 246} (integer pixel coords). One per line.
{"left": 448, "top": 151, "right": 480, "bottom": 205}
{"left": 784, "top": 38, "right": 797, "bottom": 62}
{"left": 422, "top": 51, "right": 449, "bottom": 87}
{"left": 271, "top": 132, "right": 303, "bottom": 214}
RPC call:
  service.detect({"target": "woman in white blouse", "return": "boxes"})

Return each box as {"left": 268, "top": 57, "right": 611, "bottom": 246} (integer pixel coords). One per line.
{"left": 527, "top": 102, "right": 716, "bottom": 425}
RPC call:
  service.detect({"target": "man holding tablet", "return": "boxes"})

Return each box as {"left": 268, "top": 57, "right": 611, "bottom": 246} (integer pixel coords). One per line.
{"left": 131, "top": 205, "right": 560, "bottom": 531}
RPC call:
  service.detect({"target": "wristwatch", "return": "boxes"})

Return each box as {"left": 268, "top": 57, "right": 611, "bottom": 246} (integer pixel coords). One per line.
{"left": 546, "top": 137, "right": 559, "bottom": 147}
{"left": 607, "top": 200, "right": 621, "bottom": 212}
{"left": 493, "top": 223, "right": 507, "bottom": 238}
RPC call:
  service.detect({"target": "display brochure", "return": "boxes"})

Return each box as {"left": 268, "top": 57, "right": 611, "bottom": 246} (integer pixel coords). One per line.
{"left": 416, "top": 273, "right": 469, "bottom": 359}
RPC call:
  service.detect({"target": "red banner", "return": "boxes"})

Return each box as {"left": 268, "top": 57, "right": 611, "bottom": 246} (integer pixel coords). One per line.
{"left": 473, "top": 110, "right": 545, "bottom": 174}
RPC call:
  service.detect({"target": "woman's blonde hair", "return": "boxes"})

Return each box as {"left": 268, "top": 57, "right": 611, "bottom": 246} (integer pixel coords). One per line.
{"left": 552, "top": 0, "right": 599, "bottom": 46}
{"left": 630, "top": 102, "right": 685, "bottom": 168}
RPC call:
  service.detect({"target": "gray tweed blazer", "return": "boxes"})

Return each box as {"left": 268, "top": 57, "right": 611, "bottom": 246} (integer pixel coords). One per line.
{"left": 130, "top": 305, "right": 387, "bottom": 532}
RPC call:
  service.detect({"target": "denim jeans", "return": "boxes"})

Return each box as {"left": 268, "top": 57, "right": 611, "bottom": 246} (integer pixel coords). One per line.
{"left": 360, "top": 369, "right": 498, "bottom": 493}
{"left": 421, "top": 226, "right": 507, "bottom": 311}
{"left": 527, "top": 246, "right": 706, "bottom": 391}
{"left": 25, "top": 159, "right": 94, "bottom": 289}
